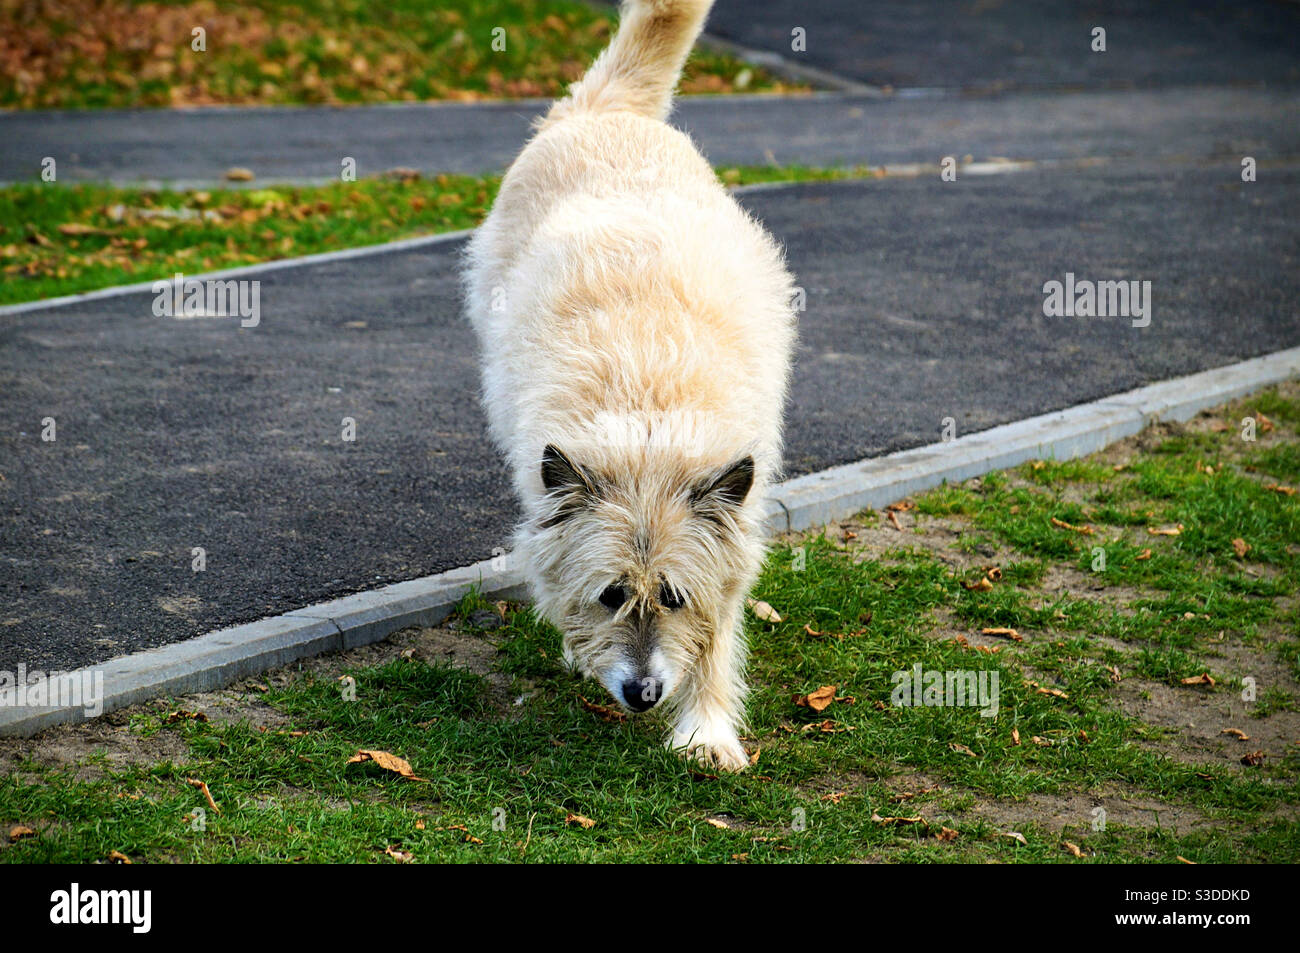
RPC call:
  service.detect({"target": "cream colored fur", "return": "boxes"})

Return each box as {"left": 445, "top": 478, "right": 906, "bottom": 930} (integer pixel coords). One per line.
{"left": 463, "top": 0, "right": 797, "bottom": 770}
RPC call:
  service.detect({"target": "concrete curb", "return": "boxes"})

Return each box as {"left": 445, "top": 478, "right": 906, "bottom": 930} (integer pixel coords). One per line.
{"left": 767, "top": 346, "right": 1300, "bottom": 533}
{"left": 3, "top": 347, "right": 1297, "bottom": 737}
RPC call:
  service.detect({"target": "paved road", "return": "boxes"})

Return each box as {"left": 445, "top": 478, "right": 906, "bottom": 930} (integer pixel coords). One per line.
{"left": 3, "top": 88, "right": 1296, "bottom": 187}
{"left": 706, "top": 0, "right": 1300, "bottom": 92}
{"left": 3, "top": 160, "right": 1298, "bottom": 671}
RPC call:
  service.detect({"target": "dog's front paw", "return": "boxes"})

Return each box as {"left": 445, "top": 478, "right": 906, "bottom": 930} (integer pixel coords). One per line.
{"left": 671, "top": 727, "right": 749, "bottom": 772}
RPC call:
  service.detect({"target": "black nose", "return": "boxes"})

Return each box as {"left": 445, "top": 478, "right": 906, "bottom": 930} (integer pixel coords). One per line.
{"left": 621, "top": 677, "right": 661, "bottom": 712}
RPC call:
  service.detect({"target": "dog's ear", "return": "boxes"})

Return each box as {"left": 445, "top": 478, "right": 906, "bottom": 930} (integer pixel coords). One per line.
{"left": 691, "top": 455, "right": 754, "bottom": 518}
{"left": 540, "top": 444, "right": 597, "bottom": 526}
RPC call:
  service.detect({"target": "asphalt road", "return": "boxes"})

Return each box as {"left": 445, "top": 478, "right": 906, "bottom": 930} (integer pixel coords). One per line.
{"left": 3, "top": 159, "right": 1297, "bottom": 671}
{"left": 706, "top": 0, "right": 1300, "bottom": 92}
{"left": 3, "top": 87, "right": 1296, "bottom": 186}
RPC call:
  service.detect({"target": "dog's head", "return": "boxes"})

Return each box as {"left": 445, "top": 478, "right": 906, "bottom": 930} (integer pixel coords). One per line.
{"left": 523, "top": 438, "right": 765, "bottom": 714}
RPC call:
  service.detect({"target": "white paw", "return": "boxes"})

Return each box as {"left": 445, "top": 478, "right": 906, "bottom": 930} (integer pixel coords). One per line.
{"left": 671, "top": 725, "right": 749, "bottom": 772}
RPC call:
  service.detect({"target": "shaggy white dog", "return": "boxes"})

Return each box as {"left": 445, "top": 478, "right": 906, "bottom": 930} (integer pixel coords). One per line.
{"left": 463, "top": 0, "right": 797, "bottom": 770}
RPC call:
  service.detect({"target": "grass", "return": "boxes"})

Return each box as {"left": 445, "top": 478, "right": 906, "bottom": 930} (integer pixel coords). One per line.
{"left": 0, "top": 166, "right": 877, "bottom": 305}
{"left": 3, "top": 386, "right": 1297, "bottom": 864}
{"left": 0, "top": 0, "right": 801, "bottom": 109}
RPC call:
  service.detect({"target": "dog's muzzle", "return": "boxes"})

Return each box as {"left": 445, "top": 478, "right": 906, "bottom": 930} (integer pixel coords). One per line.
{"left": 621, "top": 675, "right": 664, "bottom": 712}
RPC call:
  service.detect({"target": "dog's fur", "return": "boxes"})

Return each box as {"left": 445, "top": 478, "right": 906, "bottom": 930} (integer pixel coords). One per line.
{"left": 463, "top": 0, "right": 796, "bottom": 770}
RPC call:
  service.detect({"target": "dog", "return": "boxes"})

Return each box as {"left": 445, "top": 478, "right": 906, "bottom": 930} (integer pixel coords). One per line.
{"left": 463, "top": 0, "right": 797, "bottom": 770}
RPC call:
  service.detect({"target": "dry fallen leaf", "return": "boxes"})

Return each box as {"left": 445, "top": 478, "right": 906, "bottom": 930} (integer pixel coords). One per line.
{"left": 1220, "top": 728, "right": 1250, "bottom": 740}
{"left": 1135, "top": 549, "right": 1152, "bottom": 561}
{"left": 1255, "top": 412, "right": 1274, "bottom": 433}
{"left": 1231, "top": 538, "right": 1251, "bottom": 558}
{"left": 981, "top": 626, "right": 1023, "bottom": 642}
{"left": 384, "top": 845, "right": 414, "bottom": 863}
{"left": 1107, "top": 664, "right": 1122, "bottom": 683}
{"left": 107, "top": 850, "right": 132, "bottom": 864}
{"left": 1011, "top": 728, "right": 1021, "bottom": 746}
{"left": 1001, "top": 831, "right": 1028, "bottom": 846}
{"left": 1147, "top": 524, "right": 1184, "bottom": 536}
{"left": 346, "top": 750, "right": 426, "bottom": 781}
{"left": 803, "top": 719, "right": 854, "bottom": 734}
{"left": 1177, "top": 855, "right": 1197, "bottom": 865}
{"left": 565, "top": 813, "right": 597, "bottom": 829}
{"left": 1180, "top": 673, "right": 1216, "bottom": 687}
{"left": 887, "top": 510, "right": 903, "bottom": 531}
{"left": 705, "top": 818, "right": 730, "bottom": 829}
{"left": 821, "top": 791, "right": 847, "bottom": 804}
{"left": 1063, "top": 841, "right": 1083, "bottom": 858}
{"left": 1240, "top": 750, "right": 1265, "bottom": 767}
{"left": 1026, "top": 679, "right": 1070, "bottom": 699}
{"left": 871, "top": 812, "right": 925, "bottom": 826}
{"left": 886, "top": 500, "right": 916, "bottom": 512}
{"left": 223, "top": 167, "right": 255, "bottom": 181}
{"left": 934, "top": 827, "right": 960, "bottom": 842}
{"left": 8, "top": 825, "right": 36, "bottom": 841}
{"left": 579, "top": 696, "right": 627, "bottom": 723}
{"left": 166, "top": 709, "right": 208, "bottom": 723}
{"left": 793, "top": 685, "right": 838, "bottom": 713}
{"left": 746, "top": 598, "right": 783, "bottom": 623}
{"left": 1031, "top": 736, "right": 1053, "bottom": 747}
{"left": 963, "top": 576, "right": 994, "bottom": 592}
{"left": 1264, "top": 483, "right": 1296, "bottom": 496}
{"left": 185, "top": 778, "right": 221, "bottom": 813}
{"left": 950, "top": 743, "right": 977, "bottom": 757}
{"left": 1051, "top": 517, "right": 1094, "bottom": 535}
{"left": 57, "top": 222, "right": 109, "bottom": 236}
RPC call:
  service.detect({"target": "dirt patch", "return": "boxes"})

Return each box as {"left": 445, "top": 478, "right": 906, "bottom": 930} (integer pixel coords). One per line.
{"left": 0, "top": 619, "right": 515, "bottom": 781}
{"left": 1114, "top": 671, "right": 1300, "bottom": 777}
{"left": 278, "top": 620, "right": 516, "bottom": 710}
{"left": 948, "top": 789, "right": 1211, "bottom": 837}
{"left": 0, "top": 710, "right": 191, "bottom": 782}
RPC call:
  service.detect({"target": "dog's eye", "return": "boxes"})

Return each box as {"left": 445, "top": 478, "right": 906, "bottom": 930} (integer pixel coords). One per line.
{"left": 659, "top": 583, "right": 686, "bottom": 610}
{"left": 598, "top": 584, "right": 627, "bottom": 610}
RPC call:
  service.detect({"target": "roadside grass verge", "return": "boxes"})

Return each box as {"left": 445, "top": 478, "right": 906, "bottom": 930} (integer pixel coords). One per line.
{"left": 2, "top": 384, "right": 1296, "bottom": 863}
{"left": 0, "top": 166, "right": 873, "bottom": 306}
{"left": 0, "top": 0, "right": 800, "bottom": 110}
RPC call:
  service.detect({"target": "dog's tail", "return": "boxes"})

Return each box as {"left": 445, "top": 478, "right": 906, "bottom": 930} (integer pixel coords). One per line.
{"left": 547, "top": 0, "right": 714, "bottom": 123}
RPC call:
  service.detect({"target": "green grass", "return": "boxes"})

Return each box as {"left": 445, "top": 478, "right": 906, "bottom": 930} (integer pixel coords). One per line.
{"left": 1, "top": 0, "right": 800, "bottom": 110}
{"left": 3, "top": 388, "right": 1297, "bottom": 863}
{"left": 0, "top": 166, "right": 877, "bottom": 305}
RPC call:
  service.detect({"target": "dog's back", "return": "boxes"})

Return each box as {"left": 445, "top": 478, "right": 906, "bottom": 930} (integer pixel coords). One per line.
{"left": 465, "top": 0, "right": 796, "bottom": 507}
